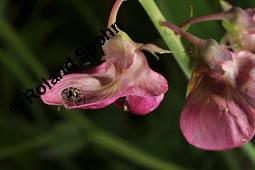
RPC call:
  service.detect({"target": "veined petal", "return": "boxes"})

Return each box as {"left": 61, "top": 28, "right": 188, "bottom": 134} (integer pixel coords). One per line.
{"left": 180, "top": 76, "right": 255, "bottom": 150}
{"left": 163, "top": 17, "right": 255, "bottom": 150}
{"left": 126, "top": 51, "right": 168, "bottom": 97}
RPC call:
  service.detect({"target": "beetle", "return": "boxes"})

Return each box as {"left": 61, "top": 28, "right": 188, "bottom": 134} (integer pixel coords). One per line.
{"left": 61, "top": 87, "right": 85, "bottom": 104}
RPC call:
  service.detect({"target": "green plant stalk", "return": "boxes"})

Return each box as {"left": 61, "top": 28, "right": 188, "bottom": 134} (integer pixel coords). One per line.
{"left": 59, "top": 110, "right": 185, "bottom": 170}
{"left": 0, "top": 133, "right": 54, "bottom": 159}
{"left": 0, "top": 0, "right": 6, "bottom": 15}
{"left": 222, "top": 152, "right": 240, "bottom": 170}
{"left": 90, "top": 128, "right": 186, "bottom": 170}
{"left": 138, "top": 0, "right": 192, "bottom": 78}
{"left": 0, "top": 50, "right": 34, "bottom": 87}
{"left": 241, "top": 143, "right": 255, "bottom": 165}
{"left": 0, "top": 49, "right": 49, "bottom": 124}
{"left": 0, "top": 109, "right": 185, "bottom": 170}
{"left": 0, "top": 17, "right": 47, "bottom": 78}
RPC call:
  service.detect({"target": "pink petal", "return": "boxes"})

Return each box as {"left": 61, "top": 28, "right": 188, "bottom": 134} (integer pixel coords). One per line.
{"left": 128, "top": 51, "right": 168, "bottom": 96}
{"left": 41, "top": 51, "right": 168, "bottom": 112}
{"left": 114, "top": 51, "right": 168, "bottom": 114}
{"left": 102, "top": 34, "right": 136, "bottom": 70}
{"left": 82, "top": 62, "right": 107, "bottom": 74}
{"left": 241, "top": 33, "right": 255, "bottom": 52}
{"left": 180, "top": 76, "right": 255, "bottom": 150}
{"left": 224, "top": 51, "right": 255, "bottom": 101}
{"left": 125, "top": 94, "right": 165, "bottom": 115}
{"left": 41, "top": 73, "right": 118, "bottom": 109}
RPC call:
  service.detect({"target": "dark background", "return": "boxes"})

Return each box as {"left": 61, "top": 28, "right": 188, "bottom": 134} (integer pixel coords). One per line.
{"left": 1, "top": 0, "right": 255, "bottom": 170}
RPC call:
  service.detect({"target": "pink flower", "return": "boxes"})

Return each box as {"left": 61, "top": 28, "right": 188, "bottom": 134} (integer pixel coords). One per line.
{"left": 161, "top": 21, "right": 255, "bottom": 150}
{"left": 180, "top": 6, "right": 255, "bottom": 52}
{"left": 41, "top": 0, "right": 169, "bottom": 115}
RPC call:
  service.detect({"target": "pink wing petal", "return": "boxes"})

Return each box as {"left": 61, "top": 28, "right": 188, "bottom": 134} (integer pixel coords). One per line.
{"left": 125, "top": 94, "right": 165, "bottom": 115}
{"left": 127, "top": 51, "right": 168, "bottom": 97}
{"left": 180, "top": 76, "right": 255, "bottom": 150}
{"left": 117, "top": 52, "right": 168, "bottom": 114}
{"left": 226, "top": 51, "right": 255, "bottom": 102}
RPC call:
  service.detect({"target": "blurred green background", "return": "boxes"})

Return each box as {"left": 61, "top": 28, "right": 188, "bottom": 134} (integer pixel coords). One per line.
{"left": 1, "top": 0, "right": 255, "bottom": 170}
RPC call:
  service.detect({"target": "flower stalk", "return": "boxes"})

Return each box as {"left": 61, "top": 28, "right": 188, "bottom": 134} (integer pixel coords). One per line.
{"left": 108, "top": 0, "right": 125, "bottom": 27}
{"left": 138, "top": 0, "right": 192, "bottom": 78}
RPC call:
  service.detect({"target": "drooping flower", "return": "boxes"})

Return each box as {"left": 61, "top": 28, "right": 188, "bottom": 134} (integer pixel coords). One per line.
{"left": 161, "top": 21, "right": 255, "bottom": 150}
{"left": 180, "top": 4, "right": 255, "bottom": 52}
{"left": 41, "top": 0, "right": 169, "bottom": 115}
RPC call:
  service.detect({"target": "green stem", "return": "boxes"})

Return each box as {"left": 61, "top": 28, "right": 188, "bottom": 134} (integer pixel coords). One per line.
{"left": 221, "top": 152, "right": 241, "bottom": 170}
{"left": 0, "top": 49, "right": 49, "bottom": 124}
{"left": 61, "top": 111, "right": 185, "bottom": 170}
{"left": 0, "top": 122, "right": 185, "bottom": 170}
{"left": 0, "top": 134, "right": 54, "bottom": 159}
{"left": 241, "top": 143, "right": 255, "bottom": 165}
{"left": 138, "top": 0, "right": 192, "bottom": 78}
{"left": 0, "top": 17, "right": 47, "bottom": 78}
{"left": 0, "top": 105, "right": 184, "bottom": 169}
{"left": 88, "top": 129, "right": 185, "bottom": 170}
{"left": 0, "top": 49, "right": 34, "bottom": 87}
{"left": 0, "top": 0, "right": 6, "bottom": 15}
